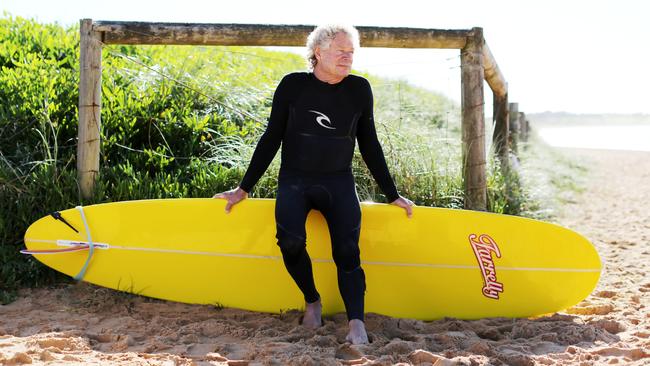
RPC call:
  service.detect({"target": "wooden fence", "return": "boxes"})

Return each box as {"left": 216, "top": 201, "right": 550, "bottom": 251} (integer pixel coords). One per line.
{"left": 78, "top": 20, "right": 525, "bottom": 210}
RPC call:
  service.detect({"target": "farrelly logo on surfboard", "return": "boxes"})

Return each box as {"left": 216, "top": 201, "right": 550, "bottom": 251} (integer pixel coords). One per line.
{"left": 469, "top": 234, "right": 504, "bottom": 299}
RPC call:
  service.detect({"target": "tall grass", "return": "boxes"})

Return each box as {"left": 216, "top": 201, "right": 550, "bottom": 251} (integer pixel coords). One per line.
{"left": 514, "top": 135, "right": 587, "bottom": 221}
{"left": 0, "top": 15, "right": 535, "bottom": 302}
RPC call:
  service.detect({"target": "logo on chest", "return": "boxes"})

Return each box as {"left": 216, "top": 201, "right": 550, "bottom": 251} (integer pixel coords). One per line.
{"left": 308, "top": 110, "right": 336, "bottom": 130}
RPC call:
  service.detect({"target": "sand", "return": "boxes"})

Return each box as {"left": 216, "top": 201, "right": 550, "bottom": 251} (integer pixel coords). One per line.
{"left": 1, "top": 148, "right": 649, "bottom": 365}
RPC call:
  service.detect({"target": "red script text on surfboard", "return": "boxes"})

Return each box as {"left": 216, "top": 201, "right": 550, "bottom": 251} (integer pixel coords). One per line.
{"left": 469, "top": 234, "right": 504, "bottom": 299}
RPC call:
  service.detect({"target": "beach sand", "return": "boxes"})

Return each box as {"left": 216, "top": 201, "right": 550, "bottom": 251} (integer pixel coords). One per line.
{"left": 1, "top": 148, "right": 649, "bottom": 365}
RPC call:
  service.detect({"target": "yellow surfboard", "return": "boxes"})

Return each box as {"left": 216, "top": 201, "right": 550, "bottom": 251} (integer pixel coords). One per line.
{"left": 23, "top": 199, "right": 601, "bottom": 320}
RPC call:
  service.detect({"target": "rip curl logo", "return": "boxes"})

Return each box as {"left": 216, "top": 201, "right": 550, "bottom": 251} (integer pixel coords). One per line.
{"left": 308, "top": 110, "right": 336, "bottom": 130}
{"left": 469, "top": 234, "right": 504, "bottom": 299}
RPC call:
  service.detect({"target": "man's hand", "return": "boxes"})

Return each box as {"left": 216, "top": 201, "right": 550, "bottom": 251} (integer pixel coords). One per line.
{"left": 213, "top": 187, "right": 248, "bottom": 213}
{"left": 391, "top": 196, "right": 414, "bottom": 218}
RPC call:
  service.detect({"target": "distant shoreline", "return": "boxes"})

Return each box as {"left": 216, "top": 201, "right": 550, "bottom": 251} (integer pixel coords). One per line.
{"left": 529, "top": 112, "right": 650, "bottom": 127}
{"left": 530, "top": 114, "right": 650, "bottom": 152}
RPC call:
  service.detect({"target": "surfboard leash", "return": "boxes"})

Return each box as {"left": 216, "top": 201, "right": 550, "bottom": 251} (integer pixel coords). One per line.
{"left": 73, "top": 205, "right": 95, "bottom": 281}
{"left": 20, "top": 212, "right": 82, "bottom": 254}
{"left": 20, "top": 244, "right": 90, "bottom": 255}
{"left": 20, "top": 206, "right": 95, "bottom": 280}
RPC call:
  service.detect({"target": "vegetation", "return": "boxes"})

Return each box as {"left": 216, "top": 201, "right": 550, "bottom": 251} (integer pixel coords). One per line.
{"left": 514, "top": 135, "right": 588, "bottom": 221}
{"left": 0, "top": 15, "right": 559, "bottom": 303}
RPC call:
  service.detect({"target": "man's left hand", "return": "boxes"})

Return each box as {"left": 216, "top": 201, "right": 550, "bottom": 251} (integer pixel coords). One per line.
{"left": 391, "top": 196, "right": 414, "bottom": 218}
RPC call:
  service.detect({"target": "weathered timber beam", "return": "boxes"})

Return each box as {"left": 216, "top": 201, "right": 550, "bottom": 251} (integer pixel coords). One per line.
{"left": 482, "top": 43, "right": 507, "bottom": 97}
{"left": 93, "top": 21, "right": 469, "bottom": 48}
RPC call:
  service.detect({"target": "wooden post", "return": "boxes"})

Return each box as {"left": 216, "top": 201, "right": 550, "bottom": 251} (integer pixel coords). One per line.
{"left": 461, "top": 28, "right": 487, "bottom": 211}
{"left": 78, "top": 19, "right": 102, "bottom": 199}
{"left": 519, "top": 112, "right": 529, "bottom": 142}
{"left": 508, "top": 103, "right": 520, "bottom": 154}
{"left": 492, "top": 90, "right": 509, "bottom": 167}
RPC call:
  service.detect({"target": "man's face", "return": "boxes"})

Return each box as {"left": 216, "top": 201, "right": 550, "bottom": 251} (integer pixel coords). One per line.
{"left": 315, "top": 33, "right": 355, "bottom": 80}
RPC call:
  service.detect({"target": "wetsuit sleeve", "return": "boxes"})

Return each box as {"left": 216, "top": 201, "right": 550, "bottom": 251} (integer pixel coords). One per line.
{"left": 356, "top": 81, "right": 400, "bottom": 202}
{"left": 239, "top": 76, "right": 290, "bottom": 192}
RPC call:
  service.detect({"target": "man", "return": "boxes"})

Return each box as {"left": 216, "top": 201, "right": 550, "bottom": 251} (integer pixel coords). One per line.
{"left": 214, "top": 24, "right": 413, "bottom": 345}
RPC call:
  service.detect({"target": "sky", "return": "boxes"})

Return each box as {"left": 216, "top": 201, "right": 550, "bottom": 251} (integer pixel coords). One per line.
{"left": 3, "top": 0, "right": 650, "bottom": 114}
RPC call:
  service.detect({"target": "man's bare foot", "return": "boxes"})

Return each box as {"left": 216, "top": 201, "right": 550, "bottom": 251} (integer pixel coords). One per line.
{"left": 302, "top": 299, "right": 322, "bottom": 329}
{"left": 346, "top": 319, "right": 369, "bottom": 344}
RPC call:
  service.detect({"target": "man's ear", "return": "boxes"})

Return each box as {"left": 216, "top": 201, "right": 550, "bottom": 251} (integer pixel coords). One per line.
{"left": 314, "top": 46, "right": 321, "bottom": 62}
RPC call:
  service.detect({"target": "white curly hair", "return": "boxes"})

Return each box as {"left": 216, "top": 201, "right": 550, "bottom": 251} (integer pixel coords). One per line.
{"left": 306, "top": 24, "right": 360, "bottom": 71}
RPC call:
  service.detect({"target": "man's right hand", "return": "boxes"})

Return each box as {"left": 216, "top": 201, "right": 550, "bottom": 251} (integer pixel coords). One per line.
{"left": 213, "top": 187, "right": 248, "bottom": 213}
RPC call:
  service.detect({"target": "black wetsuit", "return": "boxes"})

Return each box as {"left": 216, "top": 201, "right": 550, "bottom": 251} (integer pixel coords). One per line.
{"left": 240, "top": 72, "right": 399, "bottom": 321}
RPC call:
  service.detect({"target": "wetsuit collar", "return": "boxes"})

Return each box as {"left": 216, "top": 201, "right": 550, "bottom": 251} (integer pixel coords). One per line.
{"left": 309, "top": 72, "right": 348, "bottom": 88}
